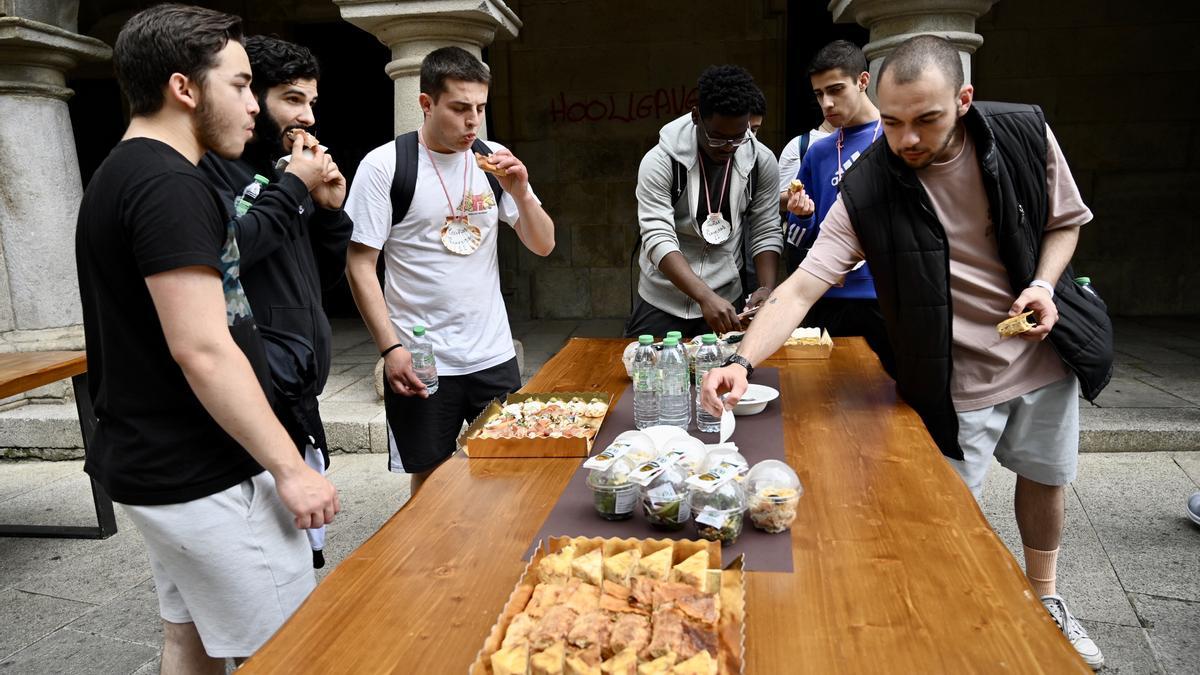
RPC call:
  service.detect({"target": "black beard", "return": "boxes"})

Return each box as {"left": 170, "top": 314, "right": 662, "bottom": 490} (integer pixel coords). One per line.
{"left": 241, "top": 98, "right": 292, "bottom": 175}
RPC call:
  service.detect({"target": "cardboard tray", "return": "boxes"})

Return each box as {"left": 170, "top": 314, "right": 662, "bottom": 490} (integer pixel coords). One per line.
{"left": 470, "top": 536, "right": 746, "bottom": 674}
{"left": 459, "top": 392, "right": 613, "bottom": 459}
{"left": 771, "top": 328, "right": 834, "bottom": 360}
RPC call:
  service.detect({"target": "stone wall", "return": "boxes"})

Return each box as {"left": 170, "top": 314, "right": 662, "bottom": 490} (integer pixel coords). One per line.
{"left": 487, "top": 0, "right": 787, "bottom": 321}
{"left": 974, "top": 0, "right": 1200, "bottom": 315}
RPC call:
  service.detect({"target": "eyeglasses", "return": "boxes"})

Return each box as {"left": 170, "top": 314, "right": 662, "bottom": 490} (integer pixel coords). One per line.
{"left": 698, "top": 119, "right": 751, "bottom": 148}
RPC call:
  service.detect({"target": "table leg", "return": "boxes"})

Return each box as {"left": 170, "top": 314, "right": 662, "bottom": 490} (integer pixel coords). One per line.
{"left": 0, "top": 372, "right": 117, "bottom": 539}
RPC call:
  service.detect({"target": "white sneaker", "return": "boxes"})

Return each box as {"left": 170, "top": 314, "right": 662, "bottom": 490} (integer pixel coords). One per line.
{"left": 1042, "top": 594, "right": 1104, "bottom": 670}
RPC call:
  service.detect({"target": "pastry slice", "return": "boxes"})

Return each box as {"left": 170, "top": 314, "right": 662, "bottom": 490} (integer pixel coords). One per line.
{"left": 531, "top": 640, "right": 566, "bottom": 675}
{"left": 635, "top": 547, "right": 673, "bottom": 581}
{"left": 540, "top": 544, "right": 577, "bottom": 585}
{"left": 502, "top": 611, "right": 537, "bottom": 648}
{"left": 637, "top": 652, "right": 678, "bottom": 675}
{"left": 670, "top": 551, "right": 709, "bottom": 593}
{"left": 571, "top": 548, "right": 603, "bottom": 586}
{"left": 603, "top": 549, "right": 640, "bottom": 586}
{"left": 565, "top": 644, "right": 602, "bottom": 675}
{"left": 670, "top": 651, "right": 717, "bottom": 675}
{"left": 609, "top": 613, "right": 651, "bottom": 656}
{"left": 526, "top": 583, "right": 564, "bottom": 619}
{"left": 997, "top": 310, "right": 1035, "bottom": 337}
{"left": 561, "top": 578, "right": 602, "bottom": 615}
{"left": 599, "top": 647, "right": 637, "bottom": 675}
{"left": 491, "top": 643, "right": 529, "bottom": 675}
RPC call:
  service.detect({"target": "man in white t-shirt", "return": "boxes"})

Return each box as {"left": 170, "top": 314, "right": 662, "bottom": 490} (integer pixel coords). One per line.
{"left": 345, "top": 47, "right": 554, "bottom": 496}
{"left": 701, "top": 36, "right": 1112, "bottom": 670}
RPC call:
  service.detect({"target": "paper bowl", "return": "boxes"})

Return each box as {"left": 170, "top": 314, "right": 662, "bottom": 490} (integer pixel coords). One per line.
{"left": 733, "top": 384, "right": 779, "bottom": 416}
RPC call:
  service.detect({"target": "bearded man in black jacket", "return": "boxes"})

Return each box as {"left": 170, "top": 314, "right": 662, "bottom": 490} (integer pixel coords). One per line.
{"left": 199, "top": 35, "right": 352, "bottom": 569}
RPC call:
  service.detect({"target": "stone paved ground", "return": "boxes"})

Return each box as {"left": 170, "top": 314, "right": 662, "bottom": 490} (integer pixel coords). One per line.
{"left": 1, "top": 317, "right": 1198, "bottom": 673}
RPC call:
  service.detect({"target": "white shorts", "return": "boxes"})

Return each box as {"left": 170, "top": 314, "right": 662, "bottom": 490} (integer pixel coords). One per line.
{"left": 120, "top": 471, "right": 316, "bottom": 658}
{"left": 948, "top": 375, "right": 1080, "bottom": 500}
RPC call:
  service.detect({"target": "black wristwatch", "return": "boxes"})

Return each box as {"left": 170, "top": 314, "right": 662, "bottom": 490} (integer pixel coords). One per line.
{"left": 723, "top": 354, "right": 754, "bottom": 378}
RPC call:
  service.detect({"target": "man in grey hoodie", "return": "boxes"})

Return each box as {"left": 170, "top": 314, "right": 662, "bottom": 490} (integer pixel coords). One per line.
{"left": 624, "top": 65, "right": 783, "bottom": 338}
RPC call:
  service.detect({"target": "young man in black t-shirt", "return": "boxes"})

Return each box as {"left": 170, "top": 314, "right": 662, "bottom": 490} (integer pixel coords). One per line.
{"left": 75, "top": 6, "right": 339, "bottom": 667}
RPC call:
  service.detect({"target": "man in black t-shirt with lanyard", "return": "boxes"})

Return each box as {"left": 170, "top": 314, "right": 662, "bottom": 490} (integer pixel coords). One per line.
{"left": 74, "top": 6, "right": 338, "bottom": 668}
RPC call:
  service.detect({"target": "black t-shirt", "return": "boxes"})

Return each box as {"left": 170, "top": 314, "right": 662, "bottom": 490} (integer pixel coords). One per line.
{"left": 75, "top": 138, "right": 269, "bottom": 505}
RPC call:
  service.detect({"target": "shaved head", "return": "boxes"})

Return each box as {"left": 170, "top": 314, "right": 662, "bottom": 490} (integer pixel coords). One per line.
{"left": 878, "top": 35, "right": 964, "bottom": 94}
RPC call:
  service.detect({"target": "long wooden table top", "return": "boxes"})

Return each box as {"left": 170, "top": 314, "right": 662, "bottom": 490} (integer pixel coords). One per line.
{"left": 242, "top": 337, "right": 1086, "bottom": 674}
{"left": 0, "top": 351, "right": 85, "bottom": 399}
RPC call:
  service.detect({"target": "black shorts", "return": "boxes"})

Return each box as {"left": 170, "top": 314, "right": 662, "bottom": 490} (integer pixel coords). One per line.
{"left": 383, "top": 357, "right": 521, "bottom": 474}
{"left": 623, "top": 295, "right": 717, "bottom": 339}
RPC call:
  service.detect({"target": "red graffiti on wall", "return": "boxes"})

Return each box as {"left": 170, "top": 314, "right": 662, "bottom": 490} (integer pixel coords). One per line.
{"left": 549, "top": 87, "right": 699, "bottom": 124}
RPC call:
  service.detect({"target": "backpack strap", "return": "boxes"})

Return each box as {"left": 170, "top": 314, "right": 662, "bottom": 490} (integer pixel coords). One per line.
{"left": 470, "top": 138, "right": 506, "bottom": 215}
{"left": 798, "top": 131, "right": 811, "bottom": 163}
{"left": 389, "top": 131, "right": 420, "bottom": 227}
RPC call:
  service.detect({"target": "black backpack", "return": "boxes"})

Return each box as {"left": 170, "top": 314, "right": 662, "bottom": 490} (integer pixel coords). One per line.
{"left": 388, "top": 131, "right": 505, "bottom": 225}
{"left": 627, "top": 148, "right": 759, "bottom": 307}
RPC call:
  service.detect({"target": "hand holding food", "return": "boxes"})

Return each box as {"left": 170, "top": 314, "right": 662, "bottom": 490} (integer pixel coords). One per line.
{"left": 475, "top": 151, "right": 508, "bottom": 176}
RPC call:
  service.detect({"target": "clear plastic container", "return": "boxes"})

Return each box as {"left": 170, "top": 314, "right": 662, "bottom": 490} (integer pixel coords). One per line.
{"left": 587, "top": 454, "right": 639, "bottom": 521}
{"left": 745, "top": 460, "right": 803, "bottom": 533}
{"left": 640, "top": 463, "right": 691, "bottom": 531}
{"left": 612, "top": 429, "right": 659, "bottom": 465}
{"left": 659, "top": 435, "right": 706, "bottom": 475}
{"left": 700, "top": 445, "right": 749, "bottom": 477}
{"left": 692, "top": 479, "right": 746, "bottom": 544}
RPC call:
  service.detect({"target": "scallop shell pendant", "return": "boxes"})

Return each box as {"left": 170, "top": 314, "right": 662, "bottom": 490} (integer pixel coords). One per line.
{"left": 700, "top": 212, "right": 732, "bottom": 244}
{"left": 441, "top": 216, "right": 481, "bottom": 255}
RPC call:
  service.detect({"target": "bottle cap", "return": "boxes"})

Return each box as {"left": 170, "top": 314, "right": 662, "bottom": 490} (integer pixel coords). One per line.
{"left": 662, "top": 337, "right": 679, "bottom": 346}
{"left": 1074, "top": 276, "right": 1091, "bottom": 285}
{"left": 253, "top": 174, "right": 270, "bottom": 185}
{"left": 666, "top": 331, "right": 683, "bottom": 341}
{"left": 701, "top": 333, "right": 717, "bottom": 345}
{"left": 638, "top": 335, "right": 654, "bottom": 345}
{"left": 413, "top": 325, "right": 426, "bottom": 336}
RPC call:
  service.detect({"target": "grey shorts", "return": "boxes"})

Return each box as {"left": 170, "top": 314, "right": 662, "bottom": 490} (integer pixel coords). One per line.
{"left": 948, "top": 375, "right": 1080, "bottom": 499}
{"left": 120, "top": 471, "right": 315, "bottom": 658}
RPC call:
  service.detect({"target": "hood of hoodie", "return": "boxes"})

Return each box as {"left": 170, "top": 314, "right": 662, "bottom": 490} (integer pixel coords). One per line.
{"left": 657, "top": 113, "right": 756, "bottom": 176}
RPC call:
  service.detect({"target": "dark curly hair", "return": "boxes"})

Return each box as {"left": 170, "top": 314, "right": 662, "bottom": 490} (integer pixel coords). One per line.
{"left": 245, "top": 35, "right": 320, "bottom": 97}
{"left": 697, "top": 65, "right": 759, "bottom": 120}
{"left": 750, "top": 86, "right": 766, "bottom": 117}
{"left": 113, "top": 4, "right": 242, "bottom": 116}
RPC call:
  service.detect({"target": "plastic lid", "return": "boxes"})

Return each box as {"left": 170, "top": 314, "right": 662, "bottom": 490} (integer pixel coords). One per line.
{"left": 639, "top": 335, "right": 654, "bottom": 345}
{"left": 692, "top": 476, "right": 746, "bottom": 511}
{"left": 662, "top": 337, "right": 679, "bottom": 346}
{"left": 412, "top": 325, "right": 426, "bottom": 336}
{"left": 701, "top": 333, "right": 717, "bottom": 345}
{"left": 666, "top": 331, "right": 683, "bottom": 340}
{"left": 253, "top": 174, "right": 270, "bottom": 185}
{"left": 1074, "top": 276, "right": 1091, "bottom": 285}
{"left": 587, "top": 454, "right": 638, "bottom": 487}
{"left": 745, "top": 459, "right": 802, "bottom": 497}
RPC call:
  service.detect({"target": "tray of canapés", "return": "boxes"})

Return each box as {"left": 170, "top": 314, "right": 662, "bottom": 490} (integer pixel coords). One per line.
{"left": 461, "top": 392, "right": 613, "bottom": 459}
{"left": 471, "top": 536, "right": 745, "bottom": 675}
{"left": 583, "top": 427, "right": 803, "bottom": 544}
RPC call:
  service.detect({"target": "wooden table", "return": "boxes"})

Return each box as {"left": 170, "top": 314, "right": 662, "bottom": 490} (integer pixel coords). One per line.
{"left": 242, "top": 338, "right": 1087, "bottom": 673}
{"left": 0, "top": 350, "right": 117, "bottom": 539}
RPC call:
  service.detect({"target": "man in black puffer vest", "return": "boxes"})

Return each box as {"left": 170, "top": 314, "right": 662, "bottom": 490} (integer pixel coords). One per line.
{"left": 701, "top": 36, "right": 1111, "bottom": 670}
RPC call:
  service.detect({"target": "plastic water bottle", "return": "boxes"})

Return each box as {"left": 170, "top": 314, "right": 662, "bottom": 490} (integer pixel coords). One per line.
{"left": 409, "top": 325, "right": 439, "bottom": 395}
{"left": 1074, "top": 276, "right": 1099, "bottom": 299}
{"left": 632, "top": 335, "right": 659, "bottom": 430}
{"left": 658, "top": 337, "right": 690, "bottom": 429}
{"left": 694, "top": 334, "right": 722, "bottom": 433}
{"left": 234, "top": 174, "right": 270, "bottom": 216}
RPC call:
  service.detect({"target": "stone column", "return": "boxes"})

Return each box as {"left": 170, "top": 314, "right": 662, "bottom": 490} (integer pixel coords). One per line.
{"left": 830, "top": 0, "right": 1000, "bottom": 93}
{"left": 334, "top": 0, "right": 521, "bottom": 137}
{"left": 0, "top": 6, "right": 109, "bottom": 354}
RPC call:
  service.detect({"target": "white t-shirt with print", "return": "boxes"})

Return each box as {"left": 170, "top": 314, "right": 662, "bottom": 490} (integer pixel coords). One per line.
{"left": 346, "top": 137, "right": 531, "bottom": 376}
